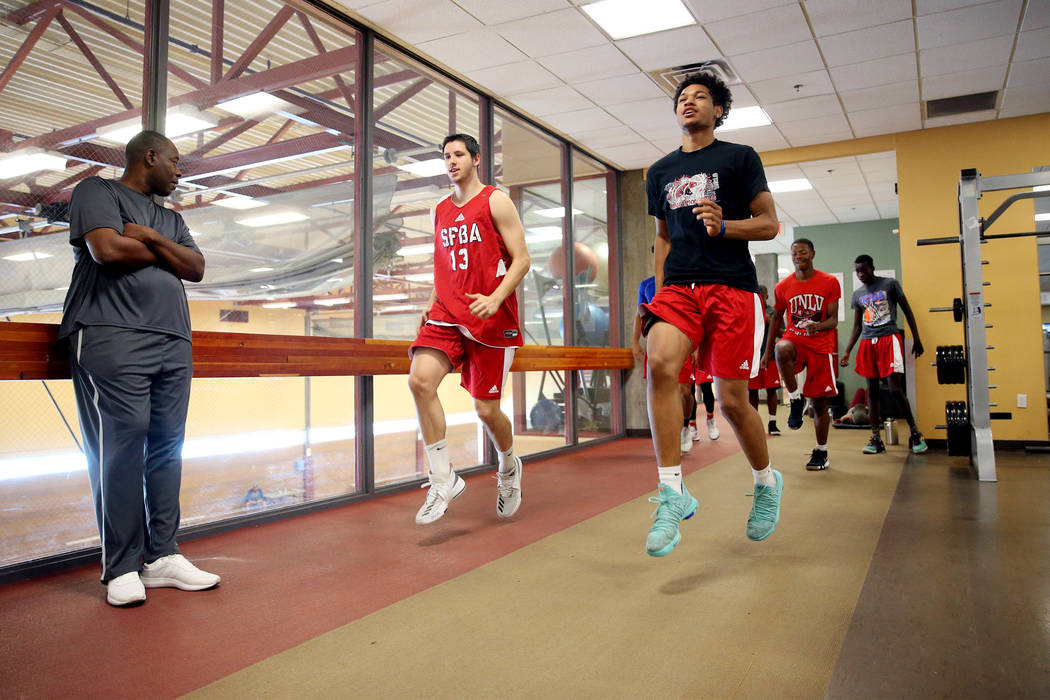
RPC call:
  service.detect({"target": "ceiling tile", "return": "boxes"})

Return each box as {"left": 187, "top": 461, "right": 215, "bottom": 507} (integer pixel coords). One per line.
{"left": 749, "top": 70, "right": 835, "bottom": 103}
{"left": 542, "top": 107, "right": 624, "bottom": 134}
{"left": 537, "top": 44, "right": 639, "bottom": 83}
{"left": 776, "top": 114, "right": 852, "bottom": 142}
{"left": 606, "top": 98, "right": 677, "bottom": 132}
{"left": 1014, "top": 27, "right": 1050, "bottom": 61}
{"left": 574, "top": 73, "right": 668, "bottom": 104}
{"left": 730, "top": 40, "right": 824, "bottom": 82}
{"left": 921, "top": 65, "right": 1007, "bottom": 100}
{"left": 763, "top": 94, "right": 845, "bottom": 123}
{"left": 924, "top": 109, "right": 998, "bottom": 128}
{"left": 358, "top": 0, "right": 482, "bottom": 44}
{"left": 839, "top": 82, "right": 921, "bottom": 111}
{"left": 785, "top": 129, "right": 856, "bottom": 147}
{"left": 649, "top": 135, "right": 683, "bottom": 153}
{"left": 763, "top": 164, "right": 806, "bottom": 180}
{"left": 876, "top": 201, "right": 900, "bottom": 218}
{"left": 504, "top": 86, "right": 595, "bottom": 116}
{"left": 416, "top": 29, "right": 525, "bottom": 73}
{"left": 1021, "top": 1, "right": 1050, "bottom": 30}
{"left": 470, "top": 60, "right": 563, "bottom": 95}
{"left": 818, "top": 20, "right": 916, "bottom": 67}
{"left": 727, "top": 86, "right": 760, "bottom": 109}
{"left": 451, "top": 0, "right": 569, "bottom": 25}
{"left": 720, "top": 125, "right": 790, "bottom": 151}
{"left": 801, "top": 157, "right": 864, "bottom": 180}
{"left": 916, "top": 0, "right": 1023, "bottom": 50}
{"left": 683, "top": 0, "right": 796, "bottom": 24}
{"left": 704, "top": 4, "right": 811, "bottom": 55}
{"left": 919, "top": 35, "right": 1014, "bottom": 76}
{"left": 916, "top": 0, "right": 1000, "bottom": 15}
{"left": 848, "top": 103, "right": 922, "bottom": 136}
{"left": 598, "top": 142, "right": 665, "bottom": 169}
{"left": 1008, "top": 57, "right": 1050, "bottom": 88}
{"left": 493, "top": 9, "right": 608, "bottom": 58}
{"left": 833, "top": 205, "right": 881, "bottom": 221}
{"left": 614, "top": 26, "right": 721, "bottom": 71}
{"left": 804, "top": 0, "right": 913, "bottom": 36}
{"left": 830, "top": 53, "right": 917, "bottom": 91}
{"left": 998, "top": 84, "right": 1050, "bottom": 117}
{"left": 574, "top": 125, "right": 650, "bottom": 150}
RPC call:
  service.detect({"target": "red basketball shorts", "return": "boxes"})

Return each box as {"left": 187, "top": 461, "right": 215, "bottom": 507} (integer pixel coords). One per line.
{"left": 411, "top": 322, "right": 516, "bottom": 399}
{"left": 855, "top": 334, "right": 904, "bottom": 379}
{"left": 782, "top": 333, "right": 837, "bottom": 398}
{"left": 748, "top": 362, "right": 781, "bottom": 391}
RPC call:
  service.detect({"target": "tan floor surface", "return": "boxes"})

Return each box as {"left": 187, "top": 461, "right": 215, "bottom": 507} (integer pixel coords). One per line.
{"left": 185, "top": 426, "right": 908, "bottom": 699}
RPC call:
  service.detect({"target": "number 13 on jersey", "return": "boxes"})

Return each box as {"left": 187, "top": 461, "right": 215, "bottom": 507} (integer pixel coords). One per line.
{"left": 450, "top": 247, "right": 468, "bottom": 270}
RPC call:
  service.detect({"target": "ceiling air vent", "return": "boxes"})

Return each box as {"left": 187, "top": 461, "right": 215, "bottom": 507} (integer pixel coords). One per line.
{"left": 648, "top": 60, "right": 739, "bottom": 99}
{"left": 925, "top": 90, "right": 998, "bottom": 119}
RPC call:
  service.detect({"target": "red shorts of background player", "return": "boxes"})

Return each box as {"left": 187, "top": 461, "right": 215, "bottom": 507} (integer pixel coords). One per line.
{"left": 748, "top": 362, "right": 781, "bottom": 391}
{"left": 410, "top": 322, "right": 516, "bottom": 400}
{"left": 642, "top": 353, "right": 697, "bottom": 384}
{"left": 855, "top": 334, "right": 904, "bottom": 379}
{"left": 783, "top": 332, "right": 837, "bottom": 398}
{"left": 641, "top": 283, "right": 763, "bottom": 380}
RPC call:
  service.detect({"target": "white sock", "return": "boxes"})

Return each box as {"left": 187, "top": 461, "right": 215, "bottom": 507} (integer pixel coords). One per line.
{"left": 658, "top": 465, "right": 683, "bottom": 494}
{"left": 816, "top": 443, "right": 827, "bottom": 452}
{"left": 752, "top": 463, "right": 776, "bottom": 487}
{"left": 497, "top": 445, "right": 515, "bottom": 474}
{"left": 424, "top": 439, "right": 452, "bottom": 480}
{"left": 788, "top": 388, "right": 802, "bottom": 401}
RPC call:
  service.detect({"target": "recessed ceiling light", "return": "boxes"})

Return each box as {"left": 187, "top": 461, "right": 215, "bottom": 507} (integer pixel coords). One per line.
{"left": 1036, "top": 213, "right": 1050, "bottom": 221}
{"left": 525, "top": 226, "right": 563, "bottom": 243}
{"left": 397, "top": 244, "right": 433, "bottom": 256}
{"left": 262, "top": 301, "right": 296, "bottom": 309}
{"left": 398, "top": 159, "right": 447, "bottom": 177}
{"left": 534, "top": 207, "right": 582, "bottom": 219}
{"left": 218, "top": 92, "right": 293, "bottom": 119}
{"left": 96, "top": 106, "right": 219, "bottom": 144}
{"left": 0, "top": 149, "right": 67, "bottom": 179}
{"left": 381, "top": 304, "right": 420, "bottom": 313}
{"left": 249, "top": 267, "right": 274, "bottom": 272}
{"left": 716, "top": 106, "right": 772, "bottom": 132}
{"left": 314, "top": 297, "right": 350, "bottom": 306}
{"left": 236, "top": 211, "right": 310, "bottom": 227}
{"left": 582, "top": 0, "right": 695, "bottom": 40}
{"left": 768, "top": 178, "right": 813, "bottom": 193}
{"left": 212, "top": 196, "right": 268, "bottom": 210}
{"left": 3, "top": 251, "right": 54, "bottom": 262}
{"left": 405, "top": 272, "right": 434, "bottom": 282}
{"left": 374, "top": 293, "right": 410, "bottom": 301}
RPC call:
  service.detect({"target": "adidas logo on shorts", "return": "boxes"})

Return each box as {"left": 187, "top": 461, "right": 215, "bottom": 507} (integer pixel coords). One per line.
{"left": 455, "top": 213, "right": 465, "bottom": 222}
{"left": 825, "top": 385, "right": 834, "bottom": 392}
{"left": 739, "top": 359, "right": 749, "bottom": 370}
{"left": 489, "top": 385, "right": 498, "bottom": 393}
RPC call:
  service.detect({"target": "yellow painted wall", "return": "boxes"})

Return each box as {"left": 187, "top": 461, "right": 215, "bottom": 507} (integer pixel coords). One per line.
{"left": 896, "top": 114, "right": 1050, "bottom": 441}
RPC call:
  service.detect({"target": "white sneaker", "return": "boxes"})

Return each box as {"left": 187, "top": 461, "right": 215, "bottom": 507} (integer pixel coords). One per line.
{"left": 689, "top": 425, "right": 701, "bottom": 442}
{"left": 141, "top": 554, "right": 221, "bottom": 591}
{"left": 496, "top": 456, "right": 523, "bottom": 519}
{"left": 680, "top": 427, "right": 693, "bottom": 453}
{"left": 707, "top": 418, "right": 720, "bottom": 440}
{"left": 415, "top": 471, "right": 466, "bottom": 524}
{"left": 106, "top": 571, "right": 146, "bottom": 606}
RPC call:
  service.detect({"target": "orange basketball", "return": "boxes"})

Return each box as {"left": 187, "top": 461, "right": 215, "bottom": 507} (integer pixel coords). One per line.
{"left": 547, "top": 241, "right": 598, "bottom": 282}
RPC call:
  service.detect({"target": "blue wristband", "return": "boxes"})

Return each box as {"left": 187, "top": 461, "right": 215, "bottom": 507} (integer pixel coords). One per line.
{"left": 717, "top": 220, "right": 726, "bottom": 237}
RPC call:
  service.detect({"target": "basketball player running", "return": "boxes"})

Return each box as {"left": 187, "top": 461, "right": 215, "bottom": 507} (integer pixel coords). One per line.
{"left": 840, "top": 254, "right": 927, "bottom": 454}
{"left": 640, "top": 72, "right": 782, "bottom": 557}
{"left": 763, "top": 239, "right": 839, "bottom": 471}
{"left": 409, "top": 134, "right": 530, "bottom": 524}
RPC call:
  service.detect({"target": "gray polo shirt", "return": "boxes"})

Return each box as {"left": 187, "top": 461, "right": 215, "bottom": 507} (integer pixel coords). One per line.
{"left": 59, "top": 177, "right": 200, "bottom": 341}
{"left": 851, "top": 276, "right": 904, "bottom": 339}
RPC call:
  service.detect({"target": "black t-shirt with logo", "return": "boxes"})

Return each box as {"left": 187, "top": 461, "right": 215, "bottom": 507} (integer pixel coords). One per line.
{"left": 646, "top": 140, "right": 769, "bottom": 292}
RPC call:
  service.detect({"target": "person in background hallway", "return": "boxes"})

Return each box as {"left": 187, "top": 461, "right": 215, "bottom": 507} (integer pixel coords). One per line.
{"left": 640, "top": 71, "right": 783, "bottom": 558}
{"left": 60, "top": 130, "right": 219, "bottom": 607}
{"left": 692, "top": 364, "right": 720, "bottom": 441}
{"left": 840, "top": 254, "right": 927, "bottom": 455}
{"left": 764, "top": 239, "right": 839, "bottom": 471}
{"left": 409, "top": 134, "right": 530, "bottom": 525}
{"left": 749, "top": 285, "right": 782, "bottom": 435}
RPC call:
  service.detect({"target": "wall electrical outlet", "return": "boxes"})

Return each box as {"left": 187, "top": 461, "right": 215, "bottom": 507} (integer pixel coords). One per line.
{"left": 1017, "top": 394, "right": 1027, "bottom": 408}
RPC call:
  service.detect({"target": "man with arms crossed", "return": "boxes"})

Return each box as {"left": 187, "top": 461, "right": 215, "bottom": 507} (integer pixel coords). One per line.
{"left": 409, "top": 134, "right": 530, "bottom": 525}
{"left": 640, "top": 72, "right": 782, "bottom": 557}
{"left": 763, "top": 239, "right": 839, "bottom": 471}
{"left": 840, "top": 255, "right": 927, "bottom": 455}
{"left": 60, "top": 131, "right": 219, "bottom": 606}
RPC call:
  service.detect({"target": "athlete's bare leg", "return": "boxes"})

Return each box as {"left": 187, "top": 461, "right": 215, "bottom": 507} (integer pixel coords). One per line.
{"left": 645, "top": 321, "right": 694, "bottom": 467}
{"left": 715, "top": 376, "right": 770, "bottom": 469}
{"left": 813, "top": 396, "right": 830, "bottom": 444}
{"left": 475, "top": 397, "right": 513, "bottom": 452}
{"left": 679, "top": 382, "right": 695, "bottom": 424}
{"left": 408, "top": 348, "right": 453, "bottom": 444}
{"left": 774, "top": 338, "right": 799, "bottom": 393}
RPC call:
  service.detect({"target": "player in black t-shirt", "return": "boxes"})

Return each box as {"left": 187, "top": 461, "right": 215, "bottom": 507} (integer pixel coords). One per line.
{"left": 638, "top": 72, "right": 783, "bottom": 557}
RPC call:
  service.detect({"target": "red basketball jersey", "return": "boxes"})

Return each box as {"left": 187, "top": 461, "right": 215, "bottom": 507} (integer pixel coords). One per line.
{"left": 428, "top": 185, "right": 522, "bottom": 348}
{"left": 773, "top": 269, "right": 840, "bottom": 353}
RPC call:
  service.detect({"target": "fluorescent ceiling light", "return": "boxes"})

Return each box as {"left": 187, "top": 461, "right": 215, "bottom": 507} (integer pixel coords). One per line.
{"left": 97, "top": 106, "right": 219, "bottom": 144}
{"left": 582, "top": 0, "right": 695, "bottom": 40}
{"left": 1036, "top": 213, "right": 1050, "bottom": 221}
{"left": 3, "top": 251, "right": 54, "bottom": 262}
{"left": 249, "top": 267, "right": 274, "bottom": 272}
{"left": 212, "top": 196, "right": 268, "bottom": 210}
{"left": 262, "top": 301, "right": 296, "bottom": 309}
{"left": 218, "top": 92, "right": 293, "bottom": 119}
{"left": 397, "top": 244, "right": 432, "bottom": 256}
{"left": 0, "top": 149, "right": 67, "bottom": 179}
{"left": 716, "top": 106, "right": 771, "bottom": 132}
{"left": 534, "top": 207, "right": 582, "bottom": 219}
{"left": 768, "top": 178, "right": 813, "bottom": 193}
{"left": 1033, "top": 185, "right": 1050, "bottom": 192}
{"left": 525, "top": 226, "right": 563, "bottom": 243}
{"left": 778, "top": 267, "right": 790, "bottom": 274}
{"left": 405, "top": 272, "right": 434, "bottom": 282}
{"left": 374, "top": 293, "right": 410, "bottom": 301}
{"left": 397, "top": 159, "right": 447, "bottom": 177}
{"left": 236, "top": 211, "right": 310, "bottom": 227}
{"left": 382, "top": 304, "right": 420, "bottom": 313}
{"left": 314, "top": 297, "right": 350, "bottom": 306}
{"left": 331, "top": 257, "right": 344, "bottom": 263}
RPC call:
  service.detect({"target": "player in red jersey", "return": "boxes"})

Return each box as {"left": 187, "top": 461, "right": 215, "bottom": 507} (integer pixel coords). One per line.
{"left": 762, "top": 239, "right": 840, "bottom": 471}
{"left": 409, "top": 134, "right": 530, "bottom": 525}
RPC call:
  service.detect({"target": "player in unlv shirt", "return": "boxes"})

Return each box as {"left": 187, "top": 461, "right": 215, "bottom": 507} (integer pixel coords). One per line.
{"left": 640, "top": 72, "right": 783, "bottom": 558}
{"left": 409, "top": 134, "right": 530, "bottom": 525}
{"left": 763, "top": 238, "right": 840, "bottom": 471}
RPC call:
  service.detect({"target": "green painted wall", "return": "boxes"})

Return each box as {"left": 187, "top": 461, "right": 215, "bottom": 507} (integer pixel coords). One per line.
{"left": 793, "top": 217, "right": 902, "bottom": 399}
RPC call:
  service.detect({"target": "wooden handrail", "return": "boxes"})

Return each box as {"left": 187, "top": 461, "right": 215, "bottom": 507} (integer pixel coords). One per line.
{"left": 0, "top": 322, "right": 634, "bottom": 380}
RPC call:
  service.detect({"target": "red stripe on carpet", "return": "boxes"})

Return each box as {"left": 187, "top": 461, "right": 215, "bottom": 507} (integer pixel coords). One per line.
{"left": 0, "top": 434, "right": 740, "bottom": 698}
